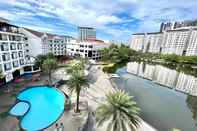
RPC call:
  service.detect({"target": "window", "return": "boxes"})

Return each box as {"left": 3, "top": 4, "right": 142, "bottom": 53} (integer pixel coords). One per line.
{"left": 19, "top": 59, "right": 25, "bottom": 65}
{"left": 1, "top": 42, "right": 9, "bottom": 51}
{"left": 18, "top": 51, "right": 23, "bottom": 57}
{"left": 13, "top": 61, "right": 19, "bottom": 67}
{"left": 9, "top": 35, "right": 16, "bottom": 41}
{"left": 18, "top": 43, "right": 22, "bottom": 50}
{"left": 88, "top": 45, "right": 93, "bottom": 48}
{"left": 80, "top": 45, "right": 84, "bottom": 47}
{"left": 24, "top": 66, "right": 32, "bottom": 72}
{"left": 4, "top": 63, "right": 12, "bottom": 71}
{"left": 80, "top": 49, "right": 84, "bottom": 52}
{"left": 0, "top": 34, "right": 8, "bottom": 40}
{"left": 12, "top": 52, "right": 18, "bottom": 59}
{"left": 2, "top": 53, "right": 10, "bottom": 61}
{"left": 10, "top": 43, "right": 17, "bottom": 50}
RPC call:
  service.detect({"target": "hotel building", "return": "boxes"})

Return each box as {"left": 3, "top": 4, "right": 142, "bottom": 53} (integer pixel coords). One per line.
{"left": 66, "top": 39, "right": 109, "bottom": 60}
{"left": 20, "top": 28, "right": 68, "bottom": 57}
{"left": 130, "top": 21, "right": 197, "bottom": 56}
{"left": 162, "top": 29, "right": 190, "bottom": 55}
{"left": 143, "top": 32, "right": 163, "bottom": 53}
{"left": 160, "top": 20, "right": 197, "bottom": 32}
{"left": 129, "top": 33, "right": 145, "bottom": 52}
{"left": 0, "top": 18, "right": 28, "bottom": 83}
{"left": 186, "top": 29, "right": 197, "bottom": 56}
{"left": 78, "top": 27, "right": 96, "bottom": 41}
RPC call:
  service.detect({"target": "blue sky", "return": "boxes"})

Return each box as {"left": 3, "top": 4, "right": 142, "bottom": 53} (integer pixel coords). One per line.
{"left": 0, "top": 0, "right": 197, "bottom": 43}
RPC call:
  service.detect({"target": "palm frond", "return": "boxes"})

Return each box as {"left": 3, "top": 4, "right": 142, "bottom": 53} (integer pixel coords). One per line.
{"left": 96, "top": 89, "right": 140, "bottom": 131}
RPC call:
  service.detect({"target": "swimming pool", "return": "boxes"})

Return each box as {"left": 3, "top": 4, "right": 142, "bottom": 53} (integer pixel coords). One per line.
{"left": 9, "top": 86, "right": 65, "bottom": 131}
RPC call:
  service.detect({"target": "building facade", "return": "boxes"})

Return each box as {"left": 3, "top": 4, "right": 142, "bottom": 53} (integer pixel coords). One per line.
{"left": 143, "top": 32, "right": 163, "bottom": 53}
{"left": 186, "top": 29, "right": 197, "bottom": 56}
{"left": 20, "top": 28, "right": 68, "bottom": 57}
{"left": 0, "top": 20, "right": 28, "bottom": 83}
{"left": 67, "top": 39, "right": 109, "bottom": 60}
{"left": 162, "top": 29, "right": 190, "bottom": 55}
{"left": 129, "top": 33, "right": 145, "bottom": 52}
{"left": 130, "top": 26, "right": 197, "bottom": 56}
{"left": 48, "top": 35, "right": 66, "bottom": 56}
{"left": 160, "top": 20, "right": 197, "bottom": 32}
{"left": 78, "top": 27, "right": 96, "bottom": 41}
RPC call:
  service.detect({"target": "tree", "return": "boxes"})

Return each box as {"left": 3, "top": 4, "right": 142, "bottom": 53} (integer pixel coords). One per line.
{"left": 35, "top": 53, "right": 55, "bottom": 69}
{"left": 96, "top": 89, "right": 140, "bottom": 131}
{"left": 65, "top": 58, "right": 88, "bottom": 75}
{"left": 0, "top": 70, "right": 4, "bottom": 79}
{"left": 42, "top": 58, "right": 57, "bottom": 84}
{"left": 67, "top": 71, "right": 89, "bottom": 113}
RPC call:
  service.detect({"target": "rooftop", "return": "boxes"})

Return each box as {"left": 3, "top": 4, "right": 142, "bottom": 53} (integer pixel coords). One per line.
{"left": 24, "top": 28, "right": 68, "bottom": 39}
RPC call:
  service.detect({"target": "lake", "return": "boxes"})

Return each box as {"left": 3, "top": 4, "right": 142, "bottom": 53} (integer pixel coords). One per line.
{"left": 112, "top": 62, "right": 197, "bottom": 131}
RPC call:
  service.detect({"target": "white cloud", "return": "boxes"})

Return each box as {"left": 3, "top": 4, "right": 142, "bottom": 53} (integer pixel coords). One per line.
{"left": 0, "top": 0, "right": 197, "bottom": 41}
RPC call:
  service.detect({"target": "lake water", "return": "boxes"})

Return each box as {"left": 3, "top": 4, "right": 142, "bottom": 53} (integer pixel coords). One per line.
{"left": 112, "top": 62, "right": 197, "bottom": 131}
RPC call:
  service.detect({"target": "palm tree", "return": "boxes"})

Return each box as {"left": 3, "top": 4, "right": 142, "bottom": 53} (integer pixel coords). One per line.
{"left": 67, "top": 71, "right": 89, "bottom": 113}
{"left": 42, "top": 58, "right": 57, "bottom": 84}
{"left": 65, "top": 58, "right": 87, "bottom": 75}
{"left": 96, "top": 89, "right": 140, "bottom": 131}
{"left": 35, "top": 53, "right": 55, "bottom": 69}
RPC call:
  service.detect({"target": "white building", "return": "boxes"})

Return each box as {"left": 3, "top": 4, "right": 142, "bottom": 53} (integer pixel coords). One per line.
{"left": 19, "top": 28, "right": 51, "bottom": 57}
{"left": 48, "top": 35, "right": 67, "bottom": 56}
{"left": 129, "top": 33, "right": 145, "bottom": 52}
{"left": 143, "top": 32, "right": 163, "bottom": 53}
{"left": 162, "top": 29, "right": 190, "bottom": 55}
{"left": 67, "top": 39, "right": 109, "bottom": 60}
{"left": 0, "top": 19, "right": 28, "bottom": 83}
{"left": 130, "top": 22, "right": 197, "bottom": 56}
{"left": 186, "top": 28, "right": 197, "bottom": 56}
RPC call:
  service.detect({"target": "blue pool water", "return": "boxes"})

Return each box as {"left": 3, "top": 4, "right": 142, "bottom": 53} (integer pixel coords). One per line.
{"left": 9, "top": 86, "right": 65, "bottom": 131}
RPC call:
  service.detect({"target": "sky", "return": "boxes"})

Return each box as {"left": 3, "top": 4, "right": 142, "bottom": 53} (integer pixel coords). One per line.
{"left": 0, "top": 0, "right": 197, "bottom": 43}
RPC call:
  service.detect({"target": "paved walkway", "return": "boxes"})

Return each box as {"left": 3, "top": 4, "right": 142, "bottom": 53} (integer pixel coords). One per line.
{"left": 78, "top": 65, "right": 157, "bottom": 131}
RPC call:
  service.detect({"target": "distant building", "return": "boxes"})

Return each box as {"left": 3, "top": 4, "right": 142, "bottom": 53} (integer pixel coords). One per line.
{"left": 129, "top": 33, "right": 146, "bottom": 52}
{"left": 186, "top": 28, "right": 197, "bottom": 56}
{"left": 130, "top": 20, "right": 197, "bottom": 56}
{"left": 143, "top": 32, "right": 163, "bottom": 53}
{"left": 78, "top": 27, "right": 96, "bottom": 41}
{"left": 20, "top": 28, "right": 68, "bottom": 57}
{"left": 66, "top": 39, "right": 109, "bottom": 60}
{"left": 160, "top": 22, "right": 175, "bottom": 32}
{"left": 162, "top": 29, "right": 190, "bottom": 55}
{"left": 0, "top": 18, "right": 28, "bottom": 83}
{"left": 129, "top": 32, "right": 163, "bottom": 53}
{"left": 160, "top": 20, "right": 197, "bottom": 32}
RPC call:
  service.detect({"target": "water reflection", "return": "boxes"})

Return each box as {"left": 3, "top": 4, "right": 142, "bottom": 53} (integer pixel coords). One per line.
{"left": 127, "top": 62, "right": 197, "bottom": 96}
{"left": 186, "top": 95, "right": 197, "bottom": 121}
